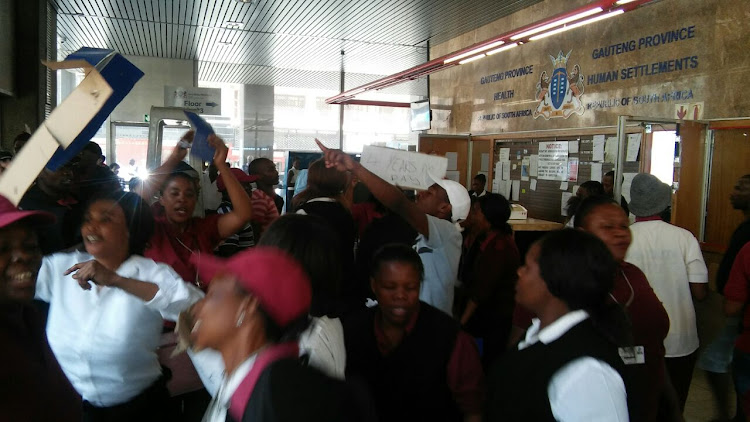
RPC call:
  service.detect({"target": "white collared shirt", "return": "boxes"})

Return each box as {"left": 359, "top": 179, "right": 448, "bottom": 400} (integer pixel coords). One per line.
{"left": 519, "top": 310, "right": 629, "bottom": 422}
{"left": 35, "top": 250, "right": 204, "bottom": 406}
{"left": 202, "top": 355, "right": 258, "bottom": 422}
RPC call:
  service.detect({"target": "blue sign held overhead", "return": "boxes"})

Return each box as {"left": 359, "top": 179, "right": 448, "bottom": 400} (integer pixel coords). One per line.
{"left": 183, "top": 111, "right": 216, "bottom": 162}
{"left": 46, "top": 48, "right": 144, "bottom": 171}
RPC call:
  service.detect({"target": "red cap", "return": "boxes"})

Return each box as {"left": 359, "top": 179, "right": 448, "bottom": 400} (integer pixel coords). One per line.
{"left": 217, "top": 168, "right": 259, "bottom": 191}
{"left": 192, "top": 247, "right": 311, "bottom": 327}
{"left": 0, "top": 195, "right": 55, "bottom": 229}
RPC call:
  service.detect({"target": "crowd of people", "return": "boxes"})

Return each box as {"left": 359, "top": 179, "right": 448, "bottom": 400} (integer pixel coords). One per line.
{"left": 1, "top": 128, "right": 750, "bottom": 422}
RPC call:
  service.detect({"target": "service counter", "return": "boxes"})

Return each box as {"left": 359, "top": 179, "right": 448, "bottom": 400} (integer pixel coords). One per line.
{"left": 509, "top": 218, "right": 564, "bottom": 232}
{"left": 509, "top": 218, "right": 564, "bottom": 259}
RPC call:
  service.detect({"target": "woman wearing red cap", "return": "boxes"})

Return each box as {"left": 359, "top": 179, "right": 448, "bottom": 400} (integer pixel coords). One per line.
{"left": 0, "top": 195, "right": 81, "bottom": 421}
{"left": 140, "top": 131, "right": 253, "bottom": 287}
{"left": 190, "top": 247, "right": 367, "bottom": 422}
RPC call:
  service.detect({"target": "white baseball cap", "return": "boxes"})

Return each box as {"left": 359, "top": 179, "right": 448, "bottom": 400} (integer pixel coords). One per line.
{"left": 427, "top": 174, "right": 471, "bottom": 222}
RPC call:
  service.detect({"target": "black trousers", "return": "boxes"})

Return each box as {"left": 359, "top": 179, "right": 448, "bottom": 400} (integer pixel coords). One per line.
{"left": 81, "top": 374, "right": 174, "bottom": 422}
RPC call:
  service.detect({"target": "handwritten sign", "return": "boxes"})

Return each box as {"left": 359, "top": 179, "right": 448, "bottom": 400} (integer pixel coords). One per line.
{"left": 537, "top": 141, "right": 569, "bottom": 181}
{"left": 360, "top": 145, "right": 448, "bottom": 190}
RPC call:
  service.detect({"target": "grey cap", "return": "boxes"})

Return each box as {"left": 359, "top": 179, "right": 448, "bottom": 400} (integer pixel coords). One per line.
{"left": 629, "top": 173, "right": 671, "bottom": 217}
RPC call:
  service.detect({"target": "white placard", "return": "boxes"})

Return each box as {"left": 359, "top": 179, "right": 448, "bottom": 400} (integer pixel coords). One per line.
{"left": 530, "top": 179, "right": 538, "bottom": 191}
{"left": 360, "top": 145, "right": 448, "bottom": 190}
{"left": 445, "top": 152, "right": 458, "bottom": 171}
{"left": 498, "top": 147, "right": 510, "bottom": 161}
{"left": 480, "top": 153, "right": 490, "bottom": 172}
{"left": 560, "top": 181, "right": 569, "bottom": 190}
{"left": 593, "top": 135, "right": 605, "bottom": 161}
{"left": 492, "top": 180, "right": 499, "bottom": 193}
{"left": 511, "top": 180, "right": 521, "bottom": 201}
{"left": 165, "top": 86, "right": 222, "bottom": 115}
{"left": 537, "top": 141, "right": 569, "bottom": 181}
{"left": 569, "top": 140, "right": 579, "bottom": 154}
{"left": 590, "top": 163, "right": 603, "bottom": 182}
{"left": 0, "top": 69, "right": 114, "bottom": 205}
{"left": 530, "top": 155, "right": 538, "bottom": 177}
{"left": 627, "top": 134, "right": 642, "bottom": 162}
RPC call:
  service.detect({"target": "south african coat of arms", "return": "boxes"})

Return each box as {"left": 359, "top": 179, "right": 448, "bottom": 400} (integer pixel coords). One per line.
{"left": 533, "top": 50, "right": 585, "bottom": 119}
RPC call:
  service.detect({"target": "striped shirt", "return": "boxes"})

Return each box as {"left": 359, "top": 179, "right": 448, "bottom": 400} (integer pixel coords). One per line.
{"left": 214, "top": 201, "right": 255, "bottom": 256}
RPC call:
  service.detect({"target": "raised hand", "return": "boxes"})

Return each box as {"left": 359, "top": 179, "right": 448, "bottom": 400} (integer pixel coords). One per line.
{"left": 171, "top": 130, "right": 194, "bottom": 162}
{"left": 208, "top": 134, "right": 229, "bottom": 167}
{"left": 315, "top": 138, "right": 356, "bottom": 172}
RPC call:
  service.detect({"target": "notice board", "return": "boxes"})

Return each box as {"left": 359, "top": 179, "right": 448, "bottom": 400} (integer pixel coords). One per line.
{"left": 492, "top": 134, "right": 642, "bottom": 223}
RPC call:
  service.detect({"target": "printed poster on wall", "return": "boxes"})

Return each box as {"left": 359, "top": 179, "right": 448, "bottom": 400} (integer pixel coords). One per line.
{"left": 537, "top": 141, "right": 569, "bottom": 181}
{"left": 568, "top": 157, "right": 579, "bottom": 182}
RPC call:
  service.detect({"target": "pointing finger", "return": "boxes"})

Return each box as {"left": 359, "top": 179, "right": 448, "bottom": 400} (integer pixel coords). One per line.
{"left": 314, "top": 138, "right": 328, "bottom": 153}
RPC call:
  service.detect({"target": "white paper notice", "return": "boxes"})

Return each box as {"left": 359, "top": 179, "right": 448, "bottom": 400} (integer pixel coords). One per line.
{"left": 605, "top": 137, "right": 618, "bottom": 164}
{"left": 627, "top": 134, "right": 642, "bottom": 162}
{"left": 502, "top": 160, "right": 511, "bottom": 181}
{"left": 500, "top": 180, "right": 512, "bottom": 199}
{"left": 622, "top": 172, "right": 638, "bottom": 203}
{"left": 445, "top": 170, "right": 460, "bottom": 182}
{"left": 537, "top": 141, "right": 569, "bottom": 181}
{"left": 511, "top": 180, "right": 521, "bottom": 201}
{"left": 530, "top": 179, "right": 538, "bottom": 191}
{"left": 561, "top": 192, "right": 573, "bottom": 216}
{"left": 492, "top": 180, "right": 499, "bottom": 193}
{"left": 445, "top": 152, "right": 458, "bottom": 171}
{"left": 521, "top": 157, "right": 530, "bottom": 181}
{"left": 569, "top": 140, "right": 579, "bottom": 153}
{"left": 530, "top": 155, "right": 538, "bottom": 177}
{"left": 590, "top": 163, "right": 603, "bottom": 182}
{"left": 560, "top": 181, "right": 569, "bottom": 190}
{"left": 592, "top": 135, "right": 605, "bottom": 161}
{"left": 480, "top": 153, "right": 490, "bottom": 172}
{"left": 498, "top": 148, "right": 510, "bottom": 162}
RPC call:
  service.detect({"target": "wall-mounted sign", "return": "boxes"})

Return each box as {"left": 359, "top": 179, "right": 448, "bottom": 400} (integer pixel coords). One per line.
{"left": 164, "top": 86, "right": 221, "bottom": 115}
{"left": 537, "top": 141, "right": 569, "bottom": 181}
{"left": 534, "top": 51, "right": 585, "bottom": 120}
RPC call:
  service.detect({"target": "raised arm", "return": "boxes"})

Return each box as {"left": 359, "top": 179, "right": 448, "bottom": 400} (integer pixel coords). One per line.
{"left": 139, "top": 130, "right": 193, "bottom": 202}
{"left": 316, "top": 139, "right": 429, "bottom": 237}
{"left": 210, "top": 135, "right": 253, "bottom": 239}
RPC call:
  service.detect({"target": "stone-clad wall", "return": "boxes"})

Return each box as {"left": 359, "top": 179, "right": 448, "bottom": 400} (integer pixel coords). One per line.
{"left": 429, "top": 0, "right": 750, "bottom": 134}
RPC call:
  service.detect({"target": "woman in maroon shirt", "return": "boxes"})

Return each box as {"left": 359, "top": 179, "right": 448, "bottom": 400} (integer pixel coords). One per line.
{"left": 574, "top": 195, "right": 680, "bottom": 422}
{"left": 458, "top": 193, "right": 520, "bottom": 369}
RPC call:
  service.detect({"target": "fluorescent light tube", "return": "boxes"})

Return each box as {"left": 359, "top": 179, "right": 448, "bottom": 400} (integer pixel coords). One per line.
{"left": 528, "top": 9, "right": 624, "bottom": 41}
{"left": 510, "top": 7, "right": 603, "bottom": 40}
{"left": 486, "top": 42, "right": 519, "bottom": 55}
{"left": 444, "top": 40, "right": 504, "bottom": 64}
{"left": 458, "top": 54, "right": 486, "bottom": 65}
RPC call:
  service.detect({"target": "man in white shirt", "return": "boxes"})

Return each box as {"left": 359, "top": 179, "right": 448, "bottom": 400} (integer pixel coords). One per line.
{"left": 625, "top": 173, "right": 708, "bottom": 411}
{"left": 316, "top": 140, "right": 469, "bottom": 315}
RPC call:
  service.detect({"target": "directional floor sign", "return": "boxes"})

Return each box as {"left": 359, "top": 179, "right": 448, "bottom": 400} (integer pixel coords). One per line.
{"left": 165, "top": 86, "right": 221, "bottom": 115}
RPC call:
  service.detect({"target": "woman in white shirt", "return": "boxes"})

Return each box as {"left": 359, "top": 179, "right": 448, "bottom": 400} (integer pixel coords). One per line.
{"left": 485, "top": 229, "right": 631, "bottom": 422}
{"left": 35, "top": 191, "right": 203, "bottom": 421}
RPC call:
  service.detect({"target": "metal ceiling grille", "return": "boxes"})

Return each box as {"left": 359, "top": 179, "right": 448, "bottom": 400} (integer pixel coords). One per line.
{"left": 51, "top": 0, "right": 541, "bottom": 90}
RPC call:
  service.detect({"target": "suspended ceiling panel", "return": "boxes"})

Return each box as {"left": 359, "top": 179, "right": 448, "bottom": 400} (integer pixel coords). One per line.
{"left": 51, "top": 0, "right": 541, "bottom": 91}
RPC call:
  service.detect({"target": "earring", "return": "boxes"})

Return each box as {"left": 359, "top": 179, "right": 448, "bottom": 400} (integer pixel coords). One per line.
{"left": 236, "top": 311, "right": 245, "bottom": 327}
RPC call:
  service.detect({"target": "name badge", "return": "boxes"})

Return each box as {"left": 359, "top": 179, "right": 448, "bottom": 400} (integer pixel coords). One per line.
{"left": 618, "top": 346, "right": 646, "bottom": 365}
